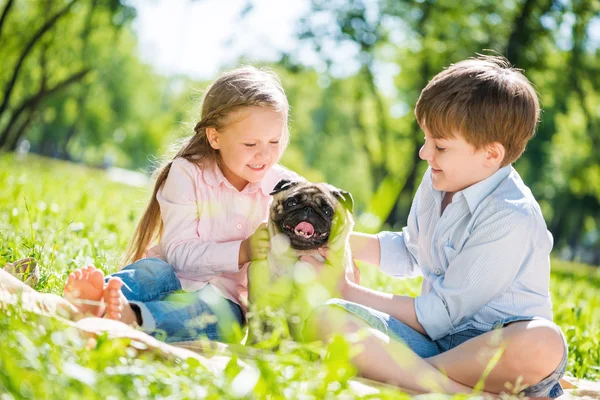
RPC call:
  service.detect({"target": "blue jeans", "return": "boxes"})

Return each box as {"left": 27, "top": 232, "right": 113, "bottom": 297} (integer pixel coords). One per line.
{"left": 107, "top": 258, "right": 244, "bottom": 344}
{"left": 323, "top": 299, "right": 567, "bottom": 398}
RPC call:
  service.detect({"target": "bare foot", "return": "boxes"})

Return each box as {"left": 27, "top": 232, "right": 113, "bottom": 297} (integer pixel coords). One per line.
{"left": 64, "top": 265, "right": 105, "bottom": 317}
{"left": 103, "top": 277, "right": 139, "bottom": 325}
{"left": 103, "top": 277, "right": 124, "bottom": 320}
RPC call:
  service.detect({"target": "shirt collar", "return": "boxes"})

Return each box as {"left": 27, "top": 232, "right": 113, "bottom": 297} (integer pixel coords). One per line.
{"left": 425, "top": 165, "right": 512, "bottom": 213}
{"left": 460, "top": 165, "right": 512, "bottom": 213}
{"left": 203, "top": 162, "right": 275, "bottom": 196}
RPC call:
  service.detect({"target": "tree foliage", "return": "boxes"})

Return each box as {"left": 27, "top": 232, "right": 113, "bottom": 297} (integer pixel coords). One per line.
{"left": 282, "top": 0, "right": 600, "bottom": 263}
{"left": 0, "top": 0, "right": 187, "bottom": 168}
{"left": 1, "top": 0, "right": 598, "bottom": 264}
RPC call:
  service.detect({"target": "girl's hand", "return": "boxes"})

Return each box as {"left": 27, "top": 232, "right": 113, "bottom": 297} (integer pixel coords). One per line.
{"left": 240, "top": 223, "right": 270, "bottom": 264}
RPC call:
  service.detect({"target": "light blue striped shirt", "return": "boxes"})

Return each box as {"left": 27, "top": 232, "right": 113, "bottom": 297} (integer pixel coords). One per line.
{"left": 377, "top": 166, "right": 554, "bottom": 340}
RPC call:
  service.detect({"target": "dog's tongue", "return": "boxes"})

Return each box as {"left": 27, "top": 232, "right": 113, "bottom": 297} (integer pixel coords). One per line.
{"left": 294, "top": 221, "right": 315, "bottom": 238}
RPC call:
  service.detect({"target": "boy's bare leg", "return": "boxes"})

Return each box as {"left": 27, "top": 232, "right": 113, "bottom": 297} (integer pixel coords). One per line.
{"left": 102, "top": 277, "right": 139, "bottom": 325}
{"left": 64, "top": 265, "right": 106, "bottom": 316}
{"left": 425, "top": 320, "right": 564, "bottom": 394}
{"left": 304, "top": 305, "right": 473, "bottom": 394}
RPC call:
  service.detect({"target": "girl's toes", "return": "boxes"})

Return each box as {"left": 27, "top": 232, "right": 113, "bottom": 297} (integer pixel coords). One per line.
{"left": 106, "top": 276, "right": 123, "bottom": 289}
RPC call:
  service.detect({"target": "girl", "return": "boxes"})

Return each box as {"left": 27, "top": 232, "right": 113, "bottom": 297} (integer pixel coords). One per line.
{"left": 64, "top": 66, "right": 300, "bottom": 343}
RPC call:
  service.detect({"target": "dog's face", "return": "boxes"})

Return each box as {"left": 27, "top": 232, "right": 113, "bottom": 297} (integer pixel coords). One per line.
{"left": 269, "top": 180, "right": 354, "bottom": 251}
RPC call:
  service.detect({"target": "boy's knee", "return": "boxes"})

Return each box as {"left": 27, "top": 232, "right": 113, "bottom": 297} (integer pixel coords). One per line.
{"left": 508, "top": 320, "right": 565, "bottom": 383}
{"left": 303, "top": 303, "right": 334, "bottom": 340}
{"left": 303, "top": 301, "right": 353, "bottom": 341}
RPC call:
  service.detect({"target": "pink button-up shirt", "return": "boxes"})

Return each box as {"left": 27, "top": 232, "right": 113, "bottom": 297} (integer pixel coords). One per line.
{"left": 146, "top": 157, "right": 299, "bottom": 312}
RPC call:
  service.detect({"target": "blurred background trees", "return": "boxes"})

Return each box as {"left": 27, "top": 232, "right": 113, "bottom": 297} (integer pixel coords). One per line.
{"left": 0, "top": 0, "right": 190, "bottom": 167}
{"left": 0, "top": 0, "right": 598, "bottom": 264}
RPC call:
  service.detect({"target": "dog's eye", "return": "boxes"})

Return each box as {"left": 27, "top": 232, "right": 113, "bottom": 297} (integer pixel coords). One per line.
{"left": 323, "top": 207, "right": 332, "bottom": 216}
{"left": 286, "top": 199, "right": 297, "bottom": 208}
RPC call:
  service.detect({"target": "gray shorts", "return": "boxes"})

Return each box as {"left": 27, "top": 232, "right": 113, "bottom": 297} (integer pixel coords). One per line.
{"left": 324, "top": 299, "right": 567, "bottom": 398}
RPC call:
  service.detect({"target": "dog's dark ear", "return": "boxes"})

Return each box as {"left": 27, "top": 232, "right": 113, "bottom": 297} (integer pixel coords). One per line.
{"left": 270, "top": 179, "right": 300, "bottom": 195}
{"left": 333, "top": 189, "right": 354, "bottom": 214}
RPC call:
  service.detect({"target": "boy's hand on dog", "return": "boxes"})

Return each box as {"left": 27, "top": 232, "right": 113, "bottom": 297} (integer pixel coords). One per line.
{"left": 299, "top": 253, "right": 356, "bottom": 298}
{"left": 310, "top": 248, "right": 361, "bottom": 284}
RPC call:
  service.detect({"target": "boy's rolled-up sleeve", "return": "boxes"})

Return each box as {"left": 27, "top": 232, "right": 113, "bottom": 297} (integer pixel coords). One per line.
{"left": 377, "top": 230, "right": 421, "bottom": 278}
{"left": 158, "top": 158, "right": 241, "bottom": 279}
{"left": 414, "top": 208, "right": 534, "bottom": 340}
{"left": 376, "top": 185, "right": 422, "bottom": 278}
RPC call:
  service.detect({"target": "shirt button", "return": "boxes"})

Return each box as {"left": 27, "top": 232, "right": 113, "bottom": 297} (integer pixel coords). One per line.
{"left": 435, "top": 268, "right": 442, "bottom": 276}
{"left": 236, "top": 224, "right": 242, "bottom": 229}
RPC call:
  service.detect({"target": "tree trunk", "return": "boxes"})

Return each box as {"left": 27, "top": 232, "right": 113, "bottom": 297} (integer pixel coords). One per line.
{"left": 505, "top": 0, "right": 536, "bottom": 66}
{"left": 383, "top": 62, "right": 431, "bottom": 227}
{"left": 352, "top": 73, "right": 370, "bottom": 176}
{"left": 567, "top": 207, "right": 583, "bottom": 261}
{"left": 0, "top": 0, "right": 78, "bottom": 123}
{"left": 0, "top": 69, "right": 89, "bottom": 149}
{"left": 60, "top": 0, "right": 99, "bottom": 157}
{"left": 363, "top": 63, "right": 389, "bottom": 186}
{"left": 570, "top": 6, "right": 599, "bottom": 150}
{"left": 384, "top": 118, "right": 427, "bottom": 227}
{"left": 0, "top": 0, "right": 15, "bottom": 44}
{"left": 382, "top": 0, "right": 433, "bottom": 227}
{"left": 8, "top": 109, "right": 36, "bottom": 151}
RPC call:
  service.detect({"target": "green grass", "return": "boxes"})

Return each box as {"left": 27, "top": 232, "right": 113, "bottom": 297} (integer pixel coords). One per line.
{"left": 0, "top": 153, "right": 598, "bottom": 398}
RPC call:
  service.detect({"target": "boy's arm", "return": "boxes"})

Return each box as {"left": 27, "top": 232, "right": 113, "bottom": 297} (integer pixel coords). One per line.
{"left": 350, "top": 230, "right": 420, "bottom": 276}
{"left": 370, "top": 184, "right": 423, "bottom": 278}
{"left": 349, "top": 232, "right": 381, "bottom": 266}
{"left": 414, "top": 209, "right": 546, "bottom": 341}
{"left": 342, "top": 281, "right": 426, "bottom": 334}
{"left": 299, "top": 254, "right": 426, "bottom": 334}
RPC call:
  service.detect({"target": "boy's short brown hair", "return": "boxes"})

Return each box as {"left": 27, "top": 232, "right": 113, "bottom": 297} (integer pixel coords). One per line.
{"left": 415, "top": 55, "right": 540, "bottom": 166}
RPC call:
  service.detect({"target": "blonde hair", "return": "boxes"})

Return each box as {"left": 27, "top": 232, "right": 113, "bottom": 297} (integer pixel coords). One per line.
{"left": 124, "top": 66, "right": 289, "bottom": 264}
{"left": 415, "top": 55, "right": 540, "bottom": 166}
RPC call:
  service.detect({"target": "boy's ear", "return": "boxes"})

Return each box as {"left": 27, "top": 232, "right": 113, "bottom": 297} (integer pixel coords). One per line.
{"left": 484, "top": 142, "right": 505, "bottom": 167}
{"left": 206, "top": 127, "right": 220, "bottom": 150}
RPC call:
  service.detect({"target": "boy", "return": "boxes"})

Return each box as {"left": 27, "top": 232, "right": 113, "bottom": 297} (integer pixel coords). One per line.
{"left": 302, "top": 55, "right": 567, "bottom": 398}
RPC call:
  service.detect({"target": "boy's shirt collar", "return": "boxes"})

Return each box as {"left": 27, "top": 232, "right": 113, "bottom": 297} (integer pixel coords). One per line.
{"left": 428, "top": 165, "right": 513, "bottom": 213}
{"left": 461, "top": 165, "right": 512, "bottom": 213}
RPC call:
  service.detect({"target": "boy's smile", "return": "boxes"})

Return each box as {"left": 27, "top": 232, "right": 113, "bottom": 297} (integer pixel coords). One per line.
{"left": 419, "top": 132, "right": 502, "bottom": 196}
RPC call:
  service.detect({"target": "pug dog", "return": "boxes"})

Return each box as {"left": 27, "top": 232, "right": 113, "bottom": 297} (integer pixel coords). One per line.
{"left": 247, "top": 179, "right": 357, "bottom": 345}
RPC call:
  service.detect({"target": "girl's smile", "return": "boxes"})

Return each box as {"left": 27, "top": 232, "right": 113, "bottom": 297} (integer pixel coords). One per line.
{"left": 247, "top": 164, "right": 266, "bottom": 171}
